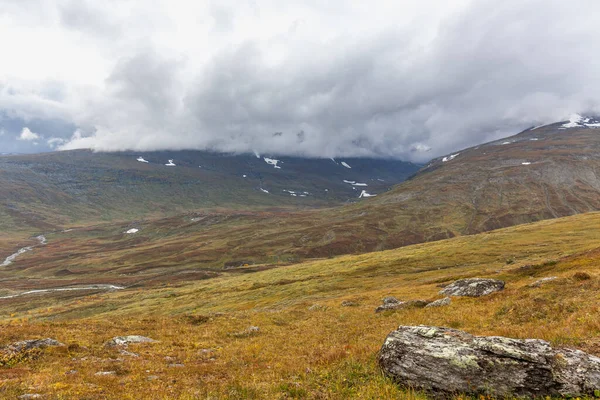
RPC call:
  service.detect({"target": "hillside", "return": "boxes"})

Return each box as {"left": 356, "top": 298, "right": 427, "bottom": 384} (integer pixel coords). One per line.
{"left": 370, "top": 115, "right": 600, "bottom": 234}
{"left": 6, "top": 116, "right": 600, "bottom": 282}
{"left": 0, "top": 149, "right": 419, "bottom": 232}
{"left": 0, "top": 212, "right": 599, "bottom": 399}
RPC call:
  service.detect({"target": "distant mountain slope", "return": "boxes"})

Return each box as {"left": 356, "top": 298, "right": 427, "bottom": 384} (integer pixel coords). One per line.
{"left": 366, "top": 115, "right": 600, "bottom": 235}
{"left": 5, "top": 116, "right": 600, "bottom": 279}
{"left": 0, "top": 149, "right": 419, "bottom": 231}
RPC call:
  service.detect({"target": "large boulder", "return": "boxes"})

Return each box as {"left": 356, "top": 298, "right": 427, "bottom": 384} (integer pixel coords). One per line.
{"left": 440, "top": 278, "right": 505, "bottom": 297}
{"left": 379, "top": 325, "right": 600, "bottom": 398}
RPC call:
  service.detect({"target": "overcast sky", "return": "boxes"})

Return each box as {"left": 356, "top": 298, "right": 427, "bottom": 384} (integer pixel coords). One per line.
{"left": 1, "top": 0, "right": 600, "bottom": 161}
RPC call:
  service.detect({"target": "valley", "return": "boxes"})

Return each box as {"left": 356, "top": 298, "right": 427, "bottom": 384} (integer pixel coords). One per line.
{"left": 1, "top": 118, "right": 600, "bottom": 399}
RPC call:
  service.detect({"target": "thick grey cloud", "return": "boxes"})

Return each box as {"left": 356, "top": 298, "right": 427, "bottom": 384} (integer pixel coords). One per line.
{"left": 1, "top": 0, "right": 600, "bottom": 161}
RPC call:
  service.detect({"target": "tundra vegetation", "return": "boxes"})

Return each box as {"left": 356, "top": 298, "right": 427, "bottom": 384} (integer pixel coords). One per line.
{"left": 1, "top": 212, "right": 599, "bottom": 399}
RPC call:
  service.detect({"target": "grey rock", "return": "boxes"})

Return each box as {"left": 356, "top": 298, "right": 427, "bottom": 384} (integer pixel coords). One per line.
{"left": 376, "top": 299, "right": 429, "bottom": 313}
{"left": 379, "top": 325, "right": 600, "bottom": 398}
{"left": 2, "top": 338, "right": 64, "bottom": 354}
{"left": 18, "top": 395, "right": 42, "bottom": 399}
{"left": 229, "top": 326, "right": 260, "bottom": 338}
{"left": 119, "top": 349, "right": 139, "bottom": 357}
{"left": 382, "top": 296, "right": 400, "bottom": 305}
{"left": 341, "top": 300, "right": 358, "bottom": 307}
{"left": 168, "top": 363, "right": 185, "bottom": 368}
{"left": 105, "top": 335, "right": 156, "bottom": 347}
{"left": 94, "top": 371, "right": 116, "bottom": 376}
{"left": 440, "top": 278, "right": 505, "bottom": 297}
{"left": 425, "top": 297, "right": 451, "bottom": 308}
{"left": 528, "top": 276, "right": 558, "bottom": 288}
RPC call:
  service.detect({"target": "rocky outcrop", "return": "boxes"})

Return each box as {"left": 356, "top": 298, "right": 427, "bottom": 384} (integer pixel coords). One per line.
{"left": 1, "top": 338, "right": 64, "bottom": 353}
{"left": 375, "top": 298, "right": 429, "bottom": 313}
{"left": 0, "top": 338, "right": 64, "bottom": 367}
{"left": 105, "top": 335, "right": 156, "bottom": 347}
{"left": 440, "top": 278, "right": 505, "bottom": 297}
{"left": 425, "top": 297, "right": 451, "bottom": 308}
{"left": 379, "top": 325, "right": 600, "bottom": 398}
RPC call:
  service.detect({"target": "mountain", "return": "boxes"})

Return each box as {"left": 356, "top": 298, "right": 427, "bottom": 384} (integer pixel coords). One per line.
{"left": 0, "top": 149, "right": 419, "bottom": 232}
{"left": 368, "top": 114, "right": 600, "bottom": 234}
{"left": 5, "top": 115, "right": 600, "bottom": 284}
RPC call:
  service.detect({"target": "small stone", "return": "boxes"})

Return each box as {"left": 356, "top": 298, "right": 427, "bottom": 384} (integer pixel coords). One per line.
{"left": 376, "top": 300, "right": 429, "bottom": 313}
{"left": 341, "top": 300, "right": 358, "bottom": 307}
{"left": 168, "top": 363, "right": 185, "bottom": 368}
{"left": 119, "top": 349, "right": 139, "bottom": 357}
{"left": 425, "top": 297, "right": 451, "bottom": 308}
{"left": 95, "top": 371, "right": 116, "bottom": 376}
{"left": 65, "top": 370, "right": 78, "bottom": 375}
{"left": 105, "top": 335, "right": 156, "bottom": 347}
{"left": 18, "top": 395, "right": 42, "bottom": 399}
{"left": 229, "top": 326, "right": 260, "bottom": 338}
{"left": 147, "top": 375, "right": 159, "bottom": 381}
{"left": 382, "top": 296, "right": 400, "bottom": 305}
{"left": 527, "top": 277, "right": 557, "bottom": 288}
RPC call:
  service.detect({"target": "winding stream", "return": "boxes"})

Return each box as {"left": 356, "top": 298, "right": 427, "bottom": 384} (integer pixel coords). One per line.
{"left": 0, "top": 284, "right": 125, "bottom": 299}
{"left": 1, "top": 235, "right": 47, "bottom": 267}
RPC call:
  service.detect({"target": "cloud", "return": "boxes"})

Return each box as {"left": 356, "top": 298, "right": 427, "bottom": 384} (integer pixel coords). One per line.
{"left": 18, "top": 127, "right": 40, "bottom": 141}
{"left": 47, "top": 137, "right": 66, "bottom": 148}
{"left": 2, "top": 0, "right": 600, "bottom": 161}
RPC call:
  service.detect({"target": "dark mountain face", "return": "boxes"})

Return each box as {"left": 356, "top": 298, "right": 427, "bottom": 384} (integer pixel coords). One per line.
{"left": 0, "top": 149, "right": 419, "bottom": 231}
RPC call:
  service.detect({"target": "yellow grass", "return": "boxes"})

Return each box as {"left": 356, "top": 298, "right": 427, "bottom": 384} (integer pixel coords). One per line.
{"left": 1, "top": 212, "right": 600, "bottom": 399}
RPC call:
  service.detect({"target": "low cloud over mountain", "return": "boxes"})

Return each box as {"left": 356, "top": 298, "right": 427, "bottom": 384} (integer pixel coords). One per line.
{"left": 1, "top": 0, "right": 600, "bottom": 161}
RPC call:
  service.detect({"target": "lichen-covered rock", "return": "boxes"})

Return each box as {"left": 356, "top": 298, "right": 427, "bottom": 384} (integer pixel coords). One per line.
{"left": 379, "top": 325, "right": 600, "bottom": 398}
{"left": 2, "top": 338, "right": 64, "bottom": 354}
{"left": 375, "top": 300, "right": 429, "bottom": 313}
{"left": 440, "top": 278, "right": 505, "bottom": 297}
{"left": 105, "top": 335, "right": 156, "bottom": 347}
{"left": 425, "top": 297, "right": 451, "bottom": 308}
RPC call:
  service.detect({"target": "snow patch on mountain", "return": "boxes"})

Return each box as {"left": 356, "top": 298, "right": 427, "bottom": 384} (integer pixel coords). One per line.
{"left": 264, "top": 157, "right": 281, "bottom": 169}
{"left": 343, "top": 180, "right": 368, "bottom": 187}
{"left": 165, "top": 159, "right": 176, "bottom": 166}
{"left": 560, "top": 114, "right": 600, "bottom": 129}
{"left": 442, "top": 153, "right": 459, "bottom": 162}
{"left": 137, "top": 157, "right": 149, "bottom": 163}
{"left": 341, "top": 161, "right": 351, "bottom": 169}
{"left": 125, "top": 228, "right": 139, "bottom": 234}
{"left": 359, "top": 190, "right": 376, "bottom": 198}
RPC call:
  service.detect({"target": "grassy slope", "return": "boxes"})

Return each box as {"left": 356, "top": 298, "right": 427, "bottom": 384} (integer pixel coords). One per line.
{"left": 7, "top": 122, "right": 600, "bottom": 279}
{"left": 1, "top": 212, "right": 600, "bottom": 399}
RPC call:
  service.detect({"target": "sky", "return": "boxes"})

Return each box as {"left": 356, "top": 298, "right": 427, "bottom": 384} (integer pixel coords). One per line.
{"left": 1, "top": 0, "right": 600, "bottom": 161}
